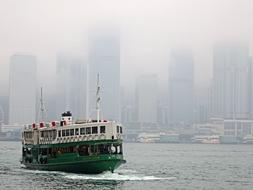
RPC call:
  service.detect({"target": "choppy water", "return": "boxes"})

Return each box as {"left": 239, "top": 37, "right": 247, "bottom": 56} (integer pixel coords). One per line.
{"left": 0, "top": 142, "right": 253, "bottom": 190}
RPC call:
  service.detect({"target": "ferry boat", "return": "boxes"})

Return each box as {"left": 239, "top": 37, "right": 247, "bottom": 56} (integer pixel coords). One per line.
{"left": 191, "top": 135, "right": 220, "bottom": 144}
{"left": 21, "top": 75, "right": 126, "bottom": 174}
{"left": 243, "top": 135, "right": 253, "bottom": 144}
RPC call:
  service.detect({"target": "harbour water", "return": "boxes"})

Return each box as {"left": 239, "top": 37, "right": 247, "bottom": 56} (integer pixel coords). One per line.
{"left": 0, "top": 141, "right": 253, "bottom": 190}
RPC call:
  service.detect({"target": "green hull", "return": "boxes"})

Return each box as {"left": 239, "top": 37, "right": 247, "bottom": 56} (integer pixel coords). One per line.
{"left": 23, "top": 155, "right": 125, "bottom": 174}
{"left": 22, "top": 140, "right": 126, "bottom": 174}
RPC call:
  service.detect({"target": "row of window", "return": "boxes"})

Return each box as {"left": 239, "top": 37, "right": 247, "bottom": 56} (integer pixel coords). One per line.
{"left": 37, "top": 144, "right": 123, "bottom": 157}
{"left": 41, "top": 130, "right": 57, "bottom": 139}
{"left": 24, "top": 132, "right": 33, "bottom": 139}
{"left": 58, "top": 126, "right": 106, "bottom": 138}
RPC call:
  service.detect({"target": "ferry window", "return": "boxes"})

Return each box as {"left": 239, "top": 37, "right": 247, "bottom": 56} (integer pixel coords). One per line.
{"left": 98, "top": 144, "right": 109, "bottom": 154}
{"left": 78, "top": 145, "right": 89, "bottom": 156}
{"left": 120, "top": 127, "right": 122, "bottom": 134}
{"left": 92, "top": 127, "right": 98, "bottom": 134}
{"left": 117, "top": 126, "right": 120, "bottom": 133}
{"left": 53, "top": 131, "right": 57, "bottom": 139}
{"left": 66, "top": 129, "right": 70, "bottom": 136}
{"left": 86, "top": 127, "right": 91, "bottom": 134}
{"left": 70, "top": 129, "right": 74, "bottom": 136}
{"left": 90, "top": 145, "right": 96, "bottom": 153}
{"left": 41, "top": 131, "right": 44, "bottom": 138}
{"left": 49, "top": 131, "right": 52, "bottom": 138}
{"left": 75, "top": 128, "right": 79, "bottom": 135}
{"left": 62, "top": 130, "right": 66, "bottom": 137}
{"left": 100, "top": 126, "right": 106, "bottom": 133}
{"left": 58, "top": 130, "right": 61, "bottom": 137}
{"left": 80, "top": 128, "right": 86, "bottom": 135}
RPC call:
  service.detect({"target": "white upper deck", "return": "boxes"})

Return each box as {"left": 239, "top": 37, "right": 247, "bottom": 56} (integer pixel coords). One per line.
{"left": 23, "top": 120, "right": 123, "bottom": 145}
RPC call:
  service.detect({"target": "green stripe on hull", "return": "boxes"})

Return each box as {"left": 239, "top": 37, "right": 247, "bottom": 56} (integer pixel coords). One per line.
{"left": 24, "top": 159, "right": 125, "bottom": 174}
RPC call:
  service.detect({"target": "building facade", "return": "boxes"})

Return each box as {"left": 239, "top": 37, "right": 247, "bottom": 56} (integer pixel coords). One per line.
{"left": 0, "top": 96, "right": 8, "bottom": 124}
{"left": 210, "top": 43, "right": 250, "bottom": 119}
{"left": 135, "top": 74, "right": 158, "bottom": 129}
{"left": 9, "top": 54, "right": 37, "bottom": 125}
{"left": 88, "top": 26, "right": 121, "bottom": 121}
{"left": 55, "top": 54, "right": 87, "bottom": 120}
{"left": 168, "top": 50, "right": 194, "bottom": 126}
{"left": 249, "top": 57, "right": 253, "bottom": 119}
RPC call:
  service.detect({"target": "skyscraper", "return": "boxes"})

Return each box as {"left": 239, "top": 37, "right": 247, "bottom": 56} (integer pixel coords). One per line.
{"left": 88, "top": 26, "right": 120, "bottom": 121}
{"left": 55, "top": 54, "right": 86, "bottom": 120}
{"left": 250, "top": 57, "right": 253, "bottom": 119}
{"left": 210, "top": 43, "right": 250, "bottom": 119}
{"left": 168, "top": 50, "right": 194, "bottom": 126}
{"left": 120, "top": 86, "right": 134, "bottom": 124}
{"left": 135, "top": 74, "right": 158, "bottom": 127}
{"left": 9, "top": 54, "right": 37, "bottom": 125}
{"left": 0, "top": 96, "right": 8, "bottom": 124}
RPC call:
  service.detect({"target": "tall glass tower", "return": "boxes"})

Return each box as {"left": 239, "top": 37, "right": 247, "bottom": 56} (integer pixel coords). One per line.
{"left": 88, "top": 25, "right": 120, "bottom": 121}
{"left": 9, "top": 54, "right": 37, "bottom": 125}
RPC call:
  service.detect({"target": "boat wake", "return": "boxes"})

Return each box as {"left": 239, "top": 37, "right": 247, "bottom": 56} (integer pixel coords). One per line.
{"left": 64, "top": 171, "right": 176, "bottom": 181}
{"left": 15, "top": 168, "right": 67, "bottom": 176}
{"left": 14, "top": 167, "right": 176, "bottom": 182}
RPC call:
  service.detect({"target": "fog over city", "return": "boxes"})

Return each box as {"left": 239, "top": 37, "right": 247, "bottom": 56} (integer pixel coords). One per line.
{"left": 1, "top": 0, "right": 253, "bottom": 131}
{"left": 2, "top": 1, "right": 253, "bottom": 189}
{"left": 1, "top": 0, "right": 253, "bottom": 95}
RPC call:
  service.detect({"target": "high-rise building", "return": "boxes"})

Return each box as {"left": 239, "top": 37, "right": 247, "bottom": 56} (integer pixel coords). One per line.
{"left": 88, "top": 26, "right": 120, "bottom": 121}
{"left": 250, "top": 57, "right": 253, "bottom": 119}
{"left": 9, "top": 54, "right": 37, "bottom": 125}
{"left": 157, "top": 91, "right": 169, "bottom": 127}
{"left": 168, "top": 50, "right": 194, "bottom": 126}
{"left": 0, "top": 96, "right": 8, "bottom": 124}
{"left": 210, "top": 43, "right": 250, "bottom": 119}
{"left": 135, "top": 74, "right": 158, "bottom": 127}
{"left": 55, "top": 54, "right": 86, "bottom": 120}
{"left": 194, "top": 96, "right": 209, "bottom": 124}
{"left": 120, "top": 86, "right": 134, "bottom": 124}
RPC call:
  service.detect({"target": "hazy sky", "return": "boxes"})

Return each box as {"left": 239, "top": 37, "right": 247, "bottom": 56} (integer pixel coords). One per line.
{"left": 0, "top": 0, "right": 253, "bottom": 96}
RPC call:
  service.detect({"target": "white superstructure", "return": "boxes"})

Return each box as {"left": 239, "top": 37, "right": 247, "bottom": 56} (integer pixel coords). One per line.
{"left": 23, "top": 119, "right": 123, "bottom": 145}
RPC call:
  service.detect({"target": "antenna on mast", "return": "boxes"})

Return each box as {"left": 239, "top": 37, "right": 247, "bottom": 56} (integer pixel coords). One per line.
{"left": 96, "top": 74, "right": 101, "bottom": 123}
{"left": 40, "top": 87, "right": 46, "bottom": 121}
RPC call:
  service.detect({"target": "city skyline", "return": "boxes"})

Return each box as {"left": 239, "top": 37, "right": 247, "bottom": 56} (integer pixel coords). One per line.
{"left": 1, "top": 0, "right": 253, "bottom": 96}
{"left": 2, "top": 42, "right": 253, "bottom": 126}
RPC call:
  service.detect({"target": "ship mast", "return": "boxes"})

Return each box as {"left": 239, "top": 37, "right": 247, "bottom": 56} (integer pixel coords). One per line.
{"left": 39, "top": 87, "right": 46, "bottom": 122}
{"left": 96, "top": 74, "right": 101, "bottom": 123}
